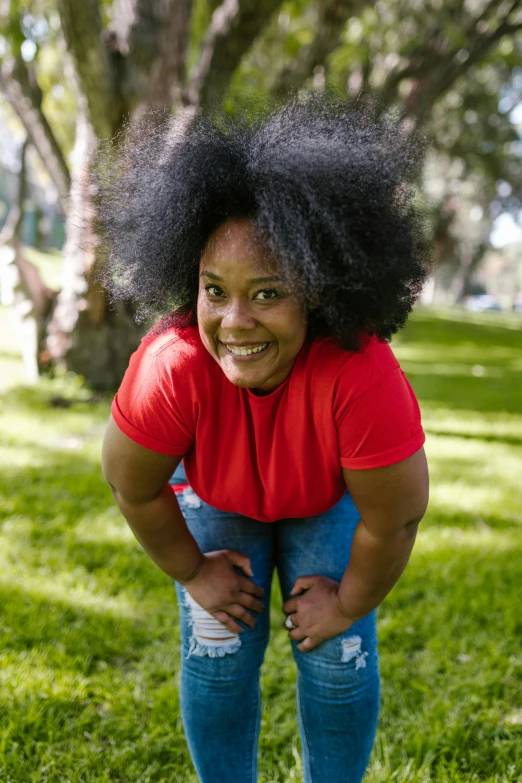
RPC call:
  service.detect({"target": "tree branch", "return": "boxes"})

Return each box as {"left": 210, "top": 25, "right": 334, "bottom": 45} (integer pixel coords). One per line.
{"left": 109, "top": 0, "right": 158, "bottom": 61}
{"left": 108, "top": 0, "right": 194, "bottom": 110}
{"left": 271, "top": 0, "right": 370, "bottom": 97}
{"left": 146, "top": 0, "right": 194, "bottom": 108}
{"left": 0, "top": 58, "right": 70, "bottom": 206}
{"left": 57, "top": 0, "right": 119, "bottom": 138}
{"left": 374, "top": 0, "right": 521, "bottom": 124}
{"left": 404, "top": 2, "right": 522, "bottom": 123}
{"left": 187, "top": 0, "right": 286, "bottom": 108}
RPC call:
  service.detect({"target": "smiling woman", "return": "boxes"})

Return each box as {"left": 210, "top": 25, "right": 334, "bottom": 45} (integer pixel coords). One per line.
{"left": 96, "top": 92, "right": 430, "bottom": 783}
{"left": 198, "top": 220, "right": 308, "bottom": 392}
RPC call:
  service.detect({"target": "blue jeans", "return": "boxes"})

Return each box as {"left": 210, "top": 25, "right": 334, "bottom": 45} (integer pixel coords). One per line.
{"left": 171, "top": 465, "right": 380, "bottom": 783}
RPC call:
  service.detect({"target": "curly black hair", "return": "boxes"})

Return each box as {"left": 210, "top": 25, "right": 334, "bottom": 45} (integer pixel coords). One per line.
{"left": 94, "top": 91, "right": 431, "bottom": 350}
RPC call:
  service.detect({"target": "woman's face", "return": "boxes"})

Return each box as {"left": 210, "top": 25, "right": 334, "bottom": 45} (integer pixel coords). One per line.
{"left": 197, "top": 219, "right": 308, "bottom": 392}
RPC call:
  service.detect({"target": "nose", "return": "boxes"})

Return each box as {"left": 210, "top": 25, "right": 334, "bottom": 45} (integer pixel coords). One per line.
{"left": 220, "top": 298, "right": 257, "bottom": 331}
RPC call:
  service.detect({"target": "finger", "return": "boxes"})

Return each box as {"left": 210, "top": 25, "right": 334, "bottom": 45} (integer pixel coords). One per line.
{"left": 225, "top": 550, "right": 254, "bottom": 577}
{"left": 288, "top": 627, "right": 307, "bottom": 641}
{"left": 238, "top": 577, "right": 265, "bottom": 598}
{"left": 297, "top": 637, "right": 321, "bottom": 652}
{"left": 290, "top": 575, "right": 322, "bottom": 595}
{"left": 282, "top": 598, "right": 298, "bottom": 615}
{"left": 228, "top": 603, "right": 257, "bottom": 629}
{"left": 238, "top": 592, "right": 265, "bottom": 614}
{"left": 212, "top": 611, "right": 243, "bottom": 635}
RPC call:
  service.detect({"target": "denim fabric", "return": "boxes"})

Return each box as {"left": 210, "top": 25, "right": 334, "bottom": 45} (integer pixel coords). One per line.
{"left": 170, "top": 464, "right": 380, "bottom": 783}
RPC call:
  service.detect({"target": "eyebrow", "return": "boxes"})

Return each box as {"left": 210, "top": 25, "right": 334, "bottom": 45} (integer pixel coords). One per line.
{"left": 200, "top": 270, "right": 282, "bottom": 285}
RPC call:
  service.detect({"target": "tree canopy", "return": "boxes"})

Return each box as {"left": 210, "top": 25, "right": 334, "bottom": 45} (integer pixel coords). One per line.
{"left": 0, "top": 0, "right": 521, "bottom": 386}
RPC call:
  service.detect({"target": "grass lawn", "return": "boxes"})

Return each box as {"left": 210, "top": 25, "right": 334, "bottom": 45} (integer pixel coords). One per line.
{"left": 0, "top": 285, "right": 521, "bottom": 782}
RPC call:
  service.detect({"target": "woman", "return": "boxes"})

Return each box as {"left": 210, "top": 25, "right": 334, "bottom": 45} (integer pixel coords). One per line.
{"left": 99, "top": 93, "right": 430, "bottom": 783}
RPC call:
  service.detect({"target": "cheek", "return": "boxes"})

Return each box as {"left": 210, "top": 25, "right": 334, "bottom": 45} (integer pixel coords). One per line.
{"left": 197, "top": 300, "right": 218, "bottom": 351}
{"left": 197, "top": 297, "right": 216, "bottom": 330}
{"left": 280, "top": 307, "right": 307, "bottom": 347}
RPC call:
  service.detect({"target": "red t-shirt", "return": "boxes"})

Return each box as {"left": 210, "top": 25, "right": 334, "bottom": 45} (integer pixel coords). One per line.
{"left": 112, "top": 325, "right": 425, "bottom": 523}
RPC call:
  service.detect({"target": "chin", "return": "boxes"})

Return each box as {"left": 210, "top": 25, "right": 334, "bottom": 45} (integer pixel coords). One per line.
{"left": 227, "top": 374, "right": 263, "bottom": 389}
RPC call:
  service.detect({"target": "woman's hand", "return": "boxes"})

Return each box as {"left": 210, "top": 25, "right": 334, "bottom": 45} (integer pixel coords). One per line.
{"left": 283, "top": 575, "right": 355, "bottom": 652}
{"left": 180, "top": 550, "right": 265, "bottom": 635}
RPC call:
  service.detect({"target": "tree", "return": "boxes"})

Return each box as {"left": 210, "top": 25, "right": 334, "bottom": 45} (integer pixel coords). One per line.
{"left": 1, "top": 0, "right": 521, "bottom": 386}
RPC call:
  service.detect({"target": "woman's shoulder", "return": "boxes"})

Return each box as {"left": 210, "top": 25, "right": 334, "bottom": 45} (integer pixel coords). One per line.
{"left": 308, "top": 333, "right": 399, "bottom": 383}
{"left": 140, "top": 322, "right": 210, "bottom": 367}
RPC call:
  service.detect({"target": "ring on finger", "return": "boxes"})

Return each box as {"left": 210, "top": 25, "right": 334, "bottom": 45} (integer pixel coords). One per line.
{"left": 285, "top": 615, "right": 297, "bottom": 631}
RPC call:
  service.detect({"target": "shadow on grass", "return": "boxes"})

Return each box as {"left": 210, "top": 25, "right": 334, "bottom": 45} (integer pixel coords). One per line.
{"left": 0, "top": 457, "right": 111, "bottom": 525}
{"left": 396, "top": 311, "right": 522, "bottom": 416}
{"left": 405, "top": 371, "right": 522, "bottom": 415}
{"left": 374, "top": 535, "right": 522, "bottom": 777}
{"left": 400, "top": 309, "right": 522, "bottom": 349}
{"left": 0, "top": 309, "right": 521, "bottom": 780}
{"left": 0, "top": 381, "right": 113, "bottom": 409}
{"left": 0, "top": 584, "right": 152, "bottom": 669}
{"left": 0, "top": 458, "right": 181, "bottom": 620}
{"left": 423, "top": 428, "right": 522, "bottom": 448}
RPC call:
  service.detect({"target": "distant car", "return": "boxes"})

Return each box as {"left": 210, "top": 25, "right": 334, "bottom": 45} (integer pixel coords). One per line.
{"left": 465, "top": 295, "right": 502, "bottom": 312}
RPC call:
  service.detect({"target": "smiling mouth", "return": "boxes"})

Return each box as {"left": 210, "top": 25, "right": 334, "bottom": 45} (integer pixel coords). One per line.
{"left": 220, "top": 341, "right": 271, "bottom": 357}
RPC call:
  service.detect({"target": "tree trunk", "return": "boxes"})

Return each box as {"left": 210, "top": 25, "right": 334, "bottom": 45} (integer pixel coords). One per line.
{"left": 46, "top": 98, "right": 145, "bottom": 390}
{"left": 0, "top": 139, "right": 56, "bottom": 383}
{"left": 0, "top": 57, "right": 70, "bottom": 206}
{"left": 45, "top": 0, "right": 287, "bottom": 388}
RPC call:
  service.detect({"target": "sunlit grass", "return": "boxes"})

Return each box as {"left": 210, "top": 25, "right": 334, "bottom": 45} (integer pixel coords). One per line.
{"left": 0, "top": 301, "right": 521, "bottom": 782}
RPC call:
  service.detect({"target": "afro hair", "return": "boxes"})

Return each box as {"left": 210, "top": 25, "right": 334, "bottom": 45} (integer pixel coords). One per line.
{"left": 94, "top": 91, "right": 431, "bottom": 350}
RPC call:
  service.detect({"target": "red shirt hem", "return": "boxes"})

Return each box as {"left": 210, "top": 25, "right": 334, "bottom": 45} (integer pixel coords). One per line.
{"left": 340, "top": 429, "right": 425, "bottom": 470}
{"left": 111, "top": 395, "right": 187, "bottom": 456}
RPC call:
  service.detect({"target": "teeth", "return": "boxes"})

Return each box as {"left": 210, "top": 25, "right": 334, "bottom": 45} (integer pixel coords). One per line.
{"left": 226, "top": 342, "right": 269, "bottom": 356}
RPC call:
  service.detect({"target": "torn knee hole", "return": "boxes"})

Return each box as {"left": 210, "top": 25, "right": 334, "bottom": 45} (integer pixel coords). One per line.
{"left": 184, "top": 591, "right": 242, "bottom": 659}
{"left": 341, "top": 635, "right": 369, "bottom": 669}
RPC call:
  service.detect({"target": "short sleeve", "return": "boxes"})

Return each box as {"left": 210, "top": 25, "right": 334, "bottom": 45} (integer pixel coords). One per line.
{"left": 111, "top": 336, "right": 195, "bottom": 456}
{"left": 335, "top": 367, "right": 425, "bottom": 470}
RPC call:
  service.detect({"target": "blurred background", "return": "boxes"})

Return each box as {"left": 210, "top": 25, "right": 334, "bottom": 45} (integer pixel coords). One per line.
{"left": 0, "top": 2, "right": 521, "bottom": 782}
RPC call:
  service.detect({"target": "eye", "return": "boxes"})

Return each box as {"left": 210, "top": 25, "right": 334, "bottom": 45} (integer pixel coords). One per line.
{"left": 205, "top": 284, "right": 225, "bottom": 297}
{"left": 254, "top": 289, "right": 279, "bottom": 301}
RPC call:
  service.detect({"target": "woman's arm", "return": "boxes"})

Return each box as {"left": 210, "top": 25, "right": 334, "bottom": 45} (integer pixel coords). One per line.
{"left": 102, "top": 415, "right": 204, "bottom": 582}
{"left": 102, "top": 416, "right": 265, "bottom": 632}
{"left": 283, "top": 447, "right": 429, "bottom": 650}
{"left": 337, "top": 446, "right": 429, "bottom": 620}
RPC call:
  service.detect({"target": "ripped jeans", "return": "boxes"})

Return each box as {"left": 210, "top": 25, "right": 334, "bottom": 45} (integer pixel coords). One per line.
{"left": 170, "top": 466, "right": 380, "bottom": 783}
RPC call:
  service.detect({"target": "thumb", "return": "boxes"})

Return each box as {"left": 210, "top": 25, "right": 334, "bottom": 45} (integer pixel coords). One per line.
{"left": 291, "top": 575, "right": 321, "bottom": 595}
{"left": 225, "top": 549, "right": 254, "bottom": 577}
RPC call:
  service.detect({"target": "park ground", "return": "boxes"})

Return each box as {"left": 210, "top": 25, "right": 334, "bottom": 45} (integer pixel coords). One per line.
{"left": 0, "top": 251, "right": 521, "bottom": 782}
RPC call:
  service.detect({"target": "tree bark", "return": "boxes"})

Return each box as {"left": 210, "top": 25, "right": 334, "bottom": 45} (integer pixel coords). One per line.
{"left": 145, "top": 0, "right": 194, "bottom": 108}
{"left": 45, "top": 99, "right": 144, "bottom": 390}
{"left": 57, "top": 0, "right": 122, "bottom": 138}
{"left": 109, "top": 0, "right": 193, "bottom": 110}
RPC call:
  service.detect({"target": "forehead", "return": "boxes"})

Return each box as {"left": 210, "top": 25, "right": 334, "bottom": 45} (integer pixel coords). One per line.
{"left": 200, "top": 219, "right": 278, "bottom": 277}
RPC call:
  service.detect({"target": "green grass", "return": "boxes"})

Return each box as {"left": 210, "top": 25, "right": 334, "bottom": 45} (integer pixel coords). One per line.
{"left": 0, "top": 296, "right": 521, "bottom": 782}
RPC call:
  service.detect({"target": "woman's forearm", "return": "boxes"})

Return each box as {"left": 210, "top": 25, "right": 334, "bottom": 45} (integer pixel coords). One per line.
{"left": 337, "top": 518, "right": 418, "bottom": 621}
{"left": 110, "top": 483, "right": 204, "bottom": 583}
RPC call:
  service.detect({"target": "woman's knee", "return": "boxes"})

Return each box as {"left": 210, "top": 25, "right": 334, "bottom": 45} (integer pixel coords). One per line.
{"left": 292, "top": 612, "right": 379, "bottom": 689}
{"left": 176, "top": 581, "right": 271, "bottom": 674}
